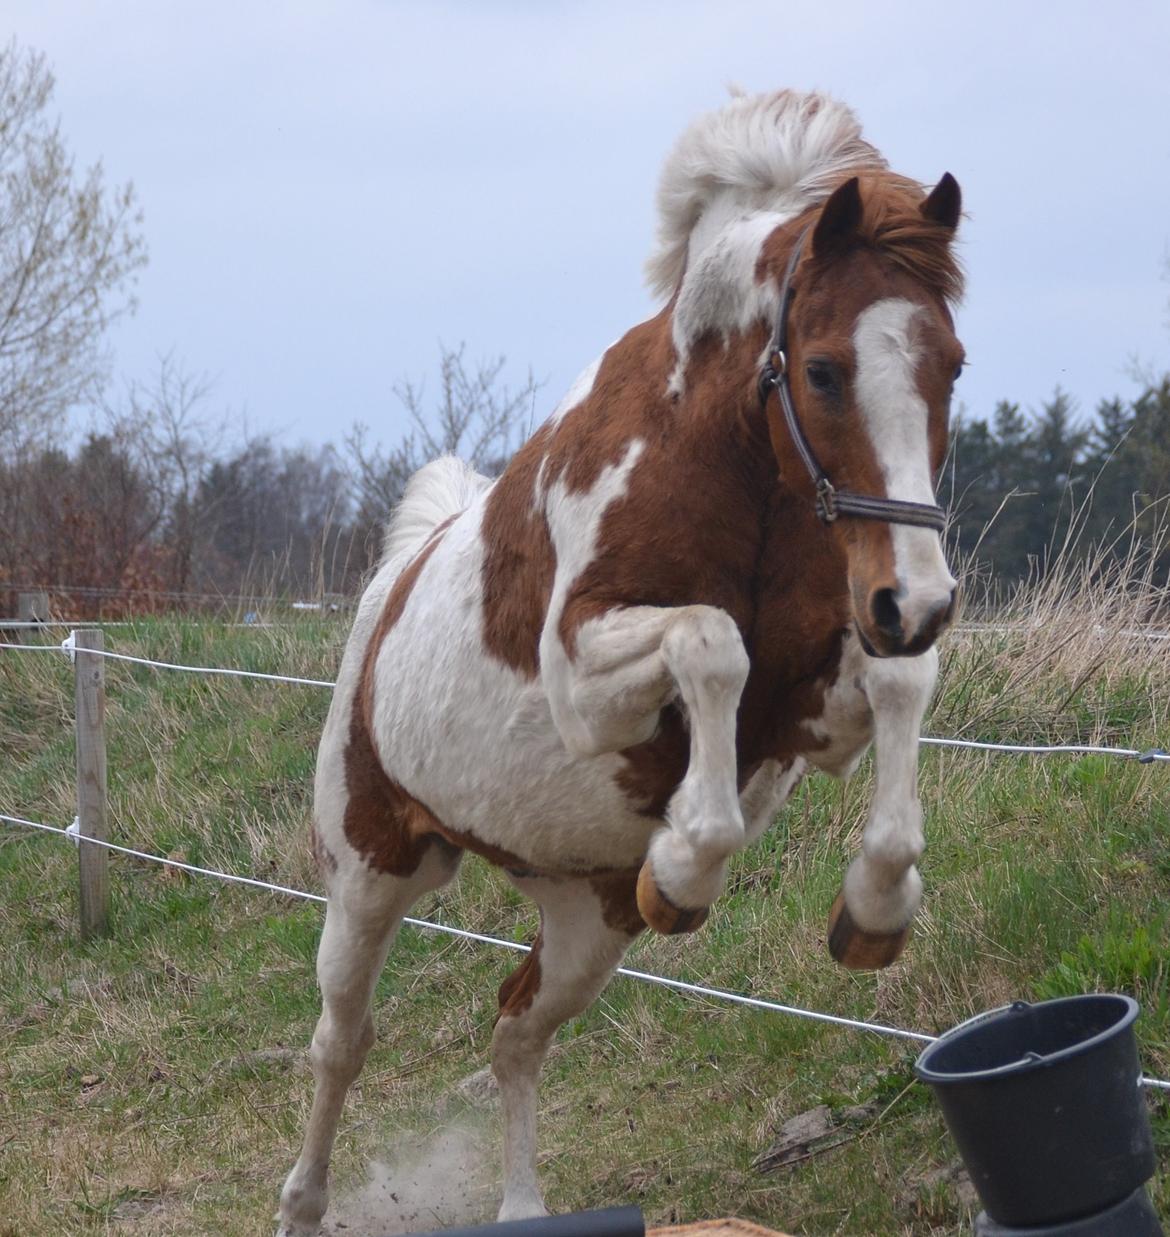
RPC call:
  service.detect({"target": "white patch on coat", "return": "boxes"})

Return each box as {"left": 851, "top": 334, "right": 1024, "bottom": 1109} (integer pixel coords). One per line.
{"left": 548, "top": 354, "right": 603, "bottom": 426}
{"left": 798, "top": 625, "right": 939, "bottom": 934}
{"left": 539, "top": 441, "right": 646, "bottom": 753}
{"left": 492, "top": 874, "right": 638, "bottom": 1221}
{"left": 802, "top": 629, "right": 875, "bottom": 778}
{"left": 852, "top": 298, "right": 956, "bottom": 636}
{"left": 666, "top": 210, "right": 786, "bottom": 395}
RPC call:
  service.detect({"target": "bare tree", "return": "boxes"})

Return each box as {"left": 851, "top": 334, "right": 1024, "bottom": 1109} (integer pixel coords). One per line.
{"left": 0, "top": 40, "right": 147, "bottom": 455}
{"left": 346, "top": 343, "right": 541, "bottom": 525}
{"left": 103, "top": 354, "right": 228, "bottom": 592}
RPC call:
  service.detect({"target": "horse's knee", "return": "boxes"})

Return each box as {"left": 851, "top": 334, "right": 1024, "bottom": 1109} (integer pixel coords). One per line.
{"left": 310, "top": 1012, "right": 376, "bottom": 1087}
{"left": 661, "top": 607, "right": 749, "bottom": 695}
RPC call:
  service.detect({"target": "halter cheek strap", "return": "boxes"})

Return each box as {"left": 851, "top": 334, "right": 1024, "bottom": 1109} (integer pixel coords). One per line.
{"left": 757, "top": 230, "right": 947, "bottom": 533}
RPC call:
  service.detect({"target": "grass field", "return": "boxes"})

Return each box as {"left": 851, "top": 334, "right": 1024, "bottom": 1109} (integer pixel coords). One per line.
{"left": 2, "top": 563, "right": 1168, "bottom": 1235}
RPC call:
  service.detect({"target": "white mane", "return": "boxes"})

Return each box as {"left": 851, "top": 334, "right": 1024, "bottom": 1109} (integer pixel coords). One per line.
{"left": 645, "top": 89, "right": 885, "bottom": 301}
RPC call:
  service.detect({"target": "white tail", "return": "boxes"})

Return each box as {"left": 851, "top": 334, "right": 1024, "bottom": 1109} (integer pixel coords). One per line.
{"left": 381, "top": 455, "right": 492, "bottom": 566}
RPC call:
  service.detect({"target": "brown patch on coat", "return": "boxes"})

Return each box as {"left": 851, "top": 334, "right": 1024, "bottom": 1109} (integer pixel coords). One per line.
{"left": 428, "top": 819, "right": 550, "bottom": 875}
{"left": 547, "top": 320, "right": 848, "bottom": 813}
{"left": 553, "top": 312, "right": 676, "bottom": 497}
{"left": 614, "top": 704, "right": 690, "bottom": 819}
{"left": 587, "top": 869, "right": 647, "bottom": 938}
{"left": 481, "top": 422, "right": 556, "bottom": 679}
{"left": 558, "top": 325, "right": 774, "bottom": 658}
{"left": 497, "top": 932, "right": 543, "bottom": 1019}
{"left": 343, "top": 524, "right": 463, "bottom": 875}
{"left": 342, "top": 707, "right": 451, "bottom": 876}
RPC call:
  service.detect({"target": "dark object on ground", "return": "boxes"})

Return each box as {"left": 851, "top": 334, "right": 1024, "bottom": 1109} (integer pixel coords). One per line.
{"left": 397, "top": 1206, "right": 645, "bottom": 1237}
{"left": 915, "top": 994, "right": 1161, "bottom": 1235}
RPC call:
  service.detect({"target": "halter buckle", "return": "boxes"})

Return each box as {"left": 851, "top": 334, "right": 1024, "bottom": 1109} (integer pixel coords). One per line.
{"left": 815, "top": 478, "right": 838, "bottom": 523}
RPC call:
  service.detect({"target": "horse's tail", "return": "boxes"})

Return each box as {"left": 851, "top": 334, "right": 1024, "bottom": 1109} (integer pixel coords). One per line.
{"left": 381, "top": 454, "right": 492, "bottom": 567}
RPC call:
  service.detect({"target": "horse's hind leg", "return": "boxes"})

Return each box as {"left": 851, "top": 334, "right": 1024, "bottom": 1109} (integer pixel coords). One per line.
{"left": 277, "top": 842, "right": 460, "bottom": 1237}
{"left": 491, "top": 874, "right": 641, "bottom": 1221}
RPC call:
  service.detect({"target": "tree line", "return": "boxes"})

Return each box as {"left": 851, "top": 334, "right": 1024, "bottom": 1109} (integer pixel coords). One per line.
{"left": 945, "top": 381, "right": 1170, "bottom": 589}
{"left": 0, "top": 346, "right": 537, "bottom": 612}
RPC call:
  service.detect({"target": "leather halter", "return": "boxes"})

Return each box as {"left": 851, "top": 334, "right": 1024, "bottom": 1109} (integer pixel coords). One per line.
{"left": 757, "top": 230, "right": 947, "bottom": 532}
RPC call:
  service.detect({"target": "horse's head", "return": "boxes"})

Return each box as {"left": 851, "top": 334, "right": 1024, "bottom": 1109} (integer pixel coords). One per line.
{"left": 764, "top": 173, "right": 964, "bottom": 658}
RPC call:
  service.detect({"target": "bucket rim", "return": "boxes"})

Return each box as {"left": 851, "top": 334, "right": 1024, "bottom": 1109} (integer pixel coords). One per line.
{"left": 913, "top": 993, "right": 1140, "bottom": 1085}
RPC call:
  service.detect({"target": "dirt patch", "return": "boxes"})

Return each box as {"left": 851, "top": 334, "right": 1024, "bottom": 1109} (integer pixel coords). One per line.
{"left": 324, "top": 1123, "right": 495, "bottom": 1236}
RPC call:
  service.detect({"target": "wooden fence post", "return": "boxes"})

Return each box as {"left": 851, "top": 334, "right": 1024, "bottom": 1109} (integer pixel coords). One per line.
{"left": 74, "top": 628, "right": 110, "bottom": 939}
{"left": 17, "top": 591, "right": 50, "bottom": 644}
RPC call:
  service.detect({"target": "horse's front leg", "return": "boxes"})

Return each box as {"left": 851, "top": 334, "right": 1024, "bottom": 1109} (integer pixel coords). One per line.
{"left": 829, "top": 646, "right": 938, "bottom": 969}
{"left": 544, "top": 604, "right": 749, "bottom": 935}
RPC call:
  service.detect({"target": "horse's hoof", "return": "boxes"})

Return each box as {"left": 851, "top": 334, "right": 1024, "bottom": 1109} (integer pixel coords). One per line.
{"left": 635, "top": 862, "right": 709, "bottom": 935}
{"left": 827, "top": 892, "right": 910, "bottom": 970}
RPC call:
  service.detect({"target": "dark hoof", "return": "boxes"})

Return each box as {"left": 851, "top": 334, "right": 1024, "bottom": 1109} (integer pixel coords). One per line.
{"left": 827, "top": 892, "right": 911, "bottom": 970}
{"left": 635, "top": 863, "right": 709, "bottom": 936}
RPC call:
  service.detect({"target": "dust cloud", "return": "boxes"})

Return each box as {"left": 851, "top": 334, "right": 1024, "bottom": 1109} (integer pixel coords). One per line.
{"left": 323, "top": 1123, "right": 496, "bottom": 1236}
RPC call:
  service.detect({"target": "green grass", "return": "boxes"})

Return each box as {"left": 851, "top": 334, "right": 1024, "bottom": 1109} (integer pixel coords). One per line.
{"left": 1, "top": 604, "right": 1168, "bottom": 1235}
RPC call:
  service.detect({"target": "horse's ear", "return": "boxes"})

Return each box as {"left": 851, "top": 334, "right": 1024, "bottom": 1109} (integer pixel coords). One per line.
{"left": 921, "top": 173, "right": 962, "bottom": 231}
{"left": 812, "top": 176, "right": 863, "bottom": 258}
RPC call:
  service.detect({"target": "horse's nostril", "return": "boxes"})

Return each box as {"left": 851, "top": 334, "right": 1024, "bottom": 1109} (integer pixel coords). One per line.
{"left": 870, "top": 587, "right": 903, "bottom": 640}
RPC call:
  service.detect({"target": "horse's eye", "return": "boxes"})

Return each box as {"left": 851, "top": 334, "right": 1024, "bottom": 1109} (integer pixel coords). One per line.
{"left": 953, "top": 362, "right": 964, "bottom": 382}
{"left": 805, "top": 360, "right": 839, "bottom": 395}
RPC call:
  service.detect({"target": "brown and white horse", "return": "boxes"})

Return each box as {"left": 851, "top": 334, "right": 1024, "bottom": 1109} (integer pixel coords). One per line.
{"left": 278, "top": 88, "right": 964, "bottom": 1234}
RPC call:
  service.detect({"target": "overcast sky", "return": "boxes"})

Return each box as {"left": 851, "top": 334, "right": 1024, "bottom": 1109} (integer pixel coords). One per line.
{"left": 9, "top": 1, "right": 1170, "bottom": 455}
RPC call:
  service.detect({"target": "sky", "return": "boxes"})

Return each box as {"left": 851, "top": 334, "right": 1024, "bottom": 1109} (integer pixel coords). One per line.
{"left": 8, "top": 1, "right": 1170, "bottom": 455}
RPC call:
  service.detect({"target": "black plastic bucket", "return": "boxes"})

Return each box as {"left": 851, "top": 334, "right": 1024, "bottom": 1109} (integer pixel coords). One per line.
{"left": 914, "top": 994, "right": 1157, "bottom": 1229}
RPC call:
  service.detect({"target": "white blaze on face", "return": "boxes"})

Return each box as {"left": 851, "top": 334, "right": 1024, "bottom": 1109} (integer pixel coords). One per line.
{"left": 852, "top": 298, "right": 956, "bottom": 636}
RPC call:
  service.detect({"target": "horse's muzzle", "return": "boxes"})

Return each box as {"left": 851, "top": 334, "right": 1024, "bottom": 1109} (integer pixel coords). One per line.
{"left": 859, "top": 585, "right": 958, "bottom": 658}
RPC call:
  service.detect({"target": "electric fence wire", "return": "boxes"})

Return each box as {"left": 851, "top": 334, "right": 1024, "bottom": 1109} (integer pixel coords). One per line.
{"left": 2, "top": 809, "right": 1169, "bottom": 1092}
{"left": 2, "top": 638, "right": 1166, "bottom": 763}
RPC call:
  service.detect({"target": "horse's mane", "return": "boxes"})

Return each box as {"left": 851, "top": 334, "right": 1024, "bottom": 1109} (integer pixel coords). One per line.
{"left": 647, "top": 89, "right": 963, "bottom": 307}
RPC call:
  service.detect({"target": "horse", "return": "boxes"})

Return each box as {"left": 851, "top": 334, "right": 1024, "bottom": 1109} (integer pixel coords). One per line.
{"left": 277, "top": 87, "right": 965, "bottom": 1236}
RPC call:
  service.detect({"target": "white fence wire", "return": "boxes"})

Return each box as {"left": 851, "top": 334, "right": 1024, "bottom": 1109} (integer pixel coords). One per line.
{"left": 2, "top": 628, "right": 1168, "bottom": 1092}
{"left": 4, "top": 636, "right": 1166, "bottom": 763}
{"left": 4, "top": 809, "right": 1168, "bottom": 1092}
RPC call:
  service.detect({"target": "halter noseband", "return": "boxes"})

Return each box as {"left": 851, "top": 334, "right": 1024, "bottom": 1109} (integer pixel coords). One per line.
{"left": 757, "top": 230, "right": 947, "bottom": 533}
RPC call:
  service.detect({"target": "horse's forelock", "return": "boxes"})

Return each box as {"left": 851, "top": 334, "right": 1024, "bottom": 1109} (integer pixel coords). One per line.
{"left": 848, "top": 174, "right": 965, "bottom": 306}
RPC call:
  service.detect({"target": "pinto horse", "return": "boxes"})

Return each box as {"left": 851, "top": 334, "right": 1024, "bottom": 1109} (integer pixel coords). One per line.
{"left": 278, "top": 88, "right": 964, "bottom": 1235}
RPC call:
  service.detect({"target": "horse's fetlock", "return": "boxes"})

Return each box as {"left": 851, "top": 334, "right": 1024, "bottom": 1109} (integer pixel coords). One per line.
{"left": 278, "top": 1166, "right": 328, "bottom": 1234}
{"left": 843, "top": 857, "right": 922, "bottom": 934}
{"left": 862, "top": 825, "right": 924, "bottom": 874}
{"left": 646, "top": 827, "right": 730, "bottom": 910}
